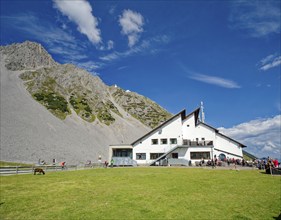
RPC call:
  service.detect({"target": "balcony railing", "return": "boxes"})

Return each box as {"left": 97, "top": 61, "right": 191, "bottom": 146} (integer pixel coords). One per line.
{"left": 182, "top": 139, "right": 213, "bottom": 146}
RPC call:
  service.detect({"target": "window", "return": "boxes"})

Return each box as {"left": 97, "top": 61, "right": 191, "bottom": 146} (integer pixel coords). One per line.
{"left": 151, "top": 139, "right": 158, "bottom": 145}
{"left": 150, "top": 153, "right": 164, "bottom": 159}
{"left": 190, "top": 152, "right": 210, "bottom": 159}
{"left": 170, "top": 138, "right": 177, "bottom": 144}
{"left": 172, "top": 153, "right": 178, "bottom": 158}
{"left": 113, "top": 149, "right": 132, "bottom": 158}
{"left": 160, "top": 138, "right": 167, "bottom": 144}
{"left": 136, "top": 153, "right": 146, "bottom": 160}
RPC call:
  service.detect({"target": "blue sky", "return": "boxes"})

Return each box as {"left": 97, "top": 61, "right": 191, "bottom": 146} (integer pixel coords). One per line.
{"left": 1, "top": 0, "right": 280, "bottom": 159}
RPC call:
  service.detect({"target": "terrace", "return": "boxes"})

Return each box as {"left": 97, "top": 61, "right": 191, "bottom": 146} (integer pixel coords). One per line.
{"left": 182, "top": 139, "right": 213, "bottom": 146}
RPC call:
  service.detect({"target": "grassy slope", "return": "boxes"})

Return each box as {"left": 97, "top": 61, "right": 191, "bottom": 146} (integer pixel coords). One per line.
{"left": 0, "top": 168, "right": 280, "bottom": 220}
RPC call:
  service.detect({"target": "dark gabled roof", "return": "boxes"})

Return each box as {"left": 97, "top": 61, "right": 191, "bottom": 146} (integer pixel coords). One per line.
{"left": 184, "top": 107, "right": 200, "bottom": 126}
{"left": 198, "top": 122, "right": 246, "bottom": 148}
{"left": 131, "top": 109, "right": 186, "bottom": 145}
{"left": 198, "top": 121, "right": 219, "bottom": 132}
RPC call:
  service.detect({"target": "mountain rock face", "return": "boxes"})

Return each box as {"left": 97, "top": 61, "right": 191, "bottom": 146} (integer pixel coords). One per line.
{"left": 0, "top": 41, "right": 172, "bottom": 164}
{"left": 0, "top": 41, "right": 57, "bottom": 70}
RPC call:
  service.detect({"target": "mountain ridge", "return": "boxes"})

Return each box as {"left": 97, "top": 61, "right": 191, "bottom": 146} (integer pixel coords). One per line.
{"left": 1, "top": 41, "right": 171, "bottom": 127}
{"left": 0, "top": 41, "right": 172, "bottom": 164}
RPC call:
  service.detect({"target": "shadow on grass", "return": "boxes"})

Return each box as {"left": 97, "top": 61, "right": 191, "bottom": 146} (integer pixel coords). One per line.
{"left": 259, "top": 171, "right": 281, "bottom": 176}
{"left": 273, "top": 212, "right": 281, "bottom": 220}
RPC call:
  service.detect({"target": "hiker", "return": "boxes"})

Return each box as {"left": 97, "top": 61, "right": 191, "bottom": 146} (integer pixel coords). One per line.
{"left": 211, "top": 159, "right": 215, "bottom": 169}
{"left": 199, "top": 158, "right": 204, "bottom": 166}
{"left": 104, "top": 161, "right": 108, "bottom": 168}
{"left": 273, "top": 159, "right": 279, "bottom": 168}
{"left": 98, "top": 156, "right": 102, "bottom": 167}
{"left": 61, "top": 161, "right": 66, "bottom": 169}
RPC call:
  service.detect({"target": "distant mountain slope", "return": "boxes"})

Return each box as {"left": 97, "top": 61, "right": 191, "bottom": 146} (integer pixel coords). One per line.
{"left": 0, "top": 41, "right": 172, "bottom": 164}
{"left": 1, "top": 41, "right": 171, "bottom": 127}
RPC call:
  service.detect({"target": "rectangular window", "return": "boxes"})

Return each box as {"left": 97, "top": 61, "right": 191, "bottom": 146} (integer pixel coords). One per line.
{"left": 136, "top": 153, "right": 146, "bottom": 160}
{"left": 190, "top": 152, "right": 210, "bottom": 159}
{"left": 183, "top": 139, "right": 191, "bottom": 145}
{"left": 150, "top": 153, "right": 164, "bottom": 159}
{"left": 172, "top": 153, "right": 178, "bottom": 158}
{"left": 160, "top": 138, "right": 167, "bottom": 144}
{"left": 113, "top": 149, "right": 133, "bottom": 158}
{"left": 151, "top": 139, "right": 158, "bottom": 145}
{"left": 170, "top": 138, "right": 177, "bottom": 144}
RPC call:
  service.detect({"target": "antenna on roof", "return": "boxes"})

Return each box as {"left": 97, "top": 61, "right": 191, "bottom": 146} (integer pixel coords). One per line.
{"left": 200, "top": 101, "right": 205, "bottom": 123}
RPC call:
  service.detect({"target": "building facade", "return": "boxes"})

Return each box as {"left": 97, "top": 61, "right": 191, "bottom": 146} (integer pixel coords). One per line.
{"left": 109, "top": 108, "right": 246, "bottom": 166}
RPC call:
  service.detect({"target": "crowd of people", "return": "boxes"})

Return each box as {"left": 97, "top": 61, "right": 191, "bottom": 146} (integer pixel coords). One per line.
{"left": 256, "top": 157, "right": 279, "bottom": 170}
{"left": 199, "top": 156, "right": 279, "bottom": 169}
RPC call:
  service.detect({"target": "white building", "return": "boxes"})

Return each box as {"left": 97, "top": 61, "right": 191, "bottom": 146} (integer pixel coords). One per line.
{"left": 109, "top": 108, "right": 246, "bottom": 166}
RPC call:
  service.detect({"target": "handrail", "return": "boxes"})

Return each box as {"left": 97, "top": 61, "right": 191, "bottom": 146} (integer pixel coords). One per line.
{"left": 149, "top": 145, "right": 180, "bottom": 166}
{"left": 0, "top": 165, "right": 78, "bottom": 175}
{"left": 182, "top": 139, "right": 213, "bottom": 146}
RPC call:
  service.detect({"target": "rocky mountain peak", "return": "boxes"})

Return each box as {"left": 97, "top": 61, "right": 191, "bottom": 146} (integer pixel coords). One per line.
{"left": 0, "top": 41, "right": 57, "bottom": 71}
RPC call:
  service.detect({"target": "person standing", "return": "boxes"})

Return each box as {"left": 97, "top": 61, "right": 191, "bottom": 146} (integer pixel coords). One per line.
{"left": 110, "top": 158, "right": 114, "bottom": 168}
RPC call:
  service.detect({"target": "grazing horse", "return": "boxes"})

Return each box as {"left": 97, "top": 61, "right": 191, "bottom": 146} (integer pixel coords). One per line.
{"left": 34, "top": 168, "right": 45, "bottom": 175}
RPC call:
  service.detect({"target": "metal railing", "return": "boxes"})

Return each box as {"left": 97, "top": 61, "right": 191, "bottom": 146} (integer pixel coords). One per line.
{"left": 0, "top": 165, "right": 78, "bottom": 176}
{"left": 112, "top": 157, "right": 137, "bottom": 167}
{"left": 168, "top": 158, "right": 190, "bottom": 166}
{"left": 182, "top": 139, "right": 213, "bottom": 146}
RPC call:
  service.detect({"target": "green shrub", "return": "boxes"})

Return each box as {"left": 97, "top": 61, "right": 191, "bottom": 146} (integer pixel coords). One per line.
{"left": 33, "top": 92, "right": 70, "bottom": 119}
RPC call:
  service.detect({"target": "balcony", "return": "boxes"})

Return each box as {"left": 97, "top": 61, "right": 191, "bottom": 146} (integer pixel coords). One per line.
{"left": 182, "top": 139, "right": 213, "bottom": 146}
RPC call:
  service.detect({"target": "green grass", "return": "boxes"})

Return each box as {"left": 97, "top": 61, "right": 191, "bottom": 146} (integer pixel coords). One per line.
{"left": 0, "top": 168, "right": 280, "bottom": 220}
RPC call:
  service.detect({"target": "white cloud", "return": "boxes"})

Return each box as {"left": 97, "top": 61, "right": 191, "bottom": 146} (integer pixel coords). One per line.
{"left": 107, "top": 40, "right": 114, "bottom": 50}
{"left": 49, "top": 46, "right": 88, "bottom": 60}
{"left": 219, "top": 115, "right": 281, "bottom": 159}
{"left": 188, "top": 73, "right": 241, "bottom": 89}
{"left": 109, "top": 5, "right": 116, "bottom": 15}
{"left": 258, "top": 54, "right": 281, "bottom": 71}
{"left": 53, "top": 0, "right": 101, "bottom": 45}
{"left": 229, "top": 1, "right": 281, "bottom": 37}
{"left": 73, "top": 60, "right": 103, "bottom": 75}
{"left": 99, "top": 35, "right": 169, "bottom": 62}
{"left": 3, "top": 13, "right": 100, "bottom": 67}
{"left": 119, "top": 9, "right": 144, "bottom": 47}
{"left": 4, "top": 14, "right": 75, "bottom": 46}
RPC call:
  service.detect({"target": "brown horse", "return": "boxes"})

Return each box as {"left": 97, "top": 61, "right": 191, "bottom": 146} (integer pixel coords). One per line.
{"left": 34, "top": 168, "right": 45, "bottom": 175}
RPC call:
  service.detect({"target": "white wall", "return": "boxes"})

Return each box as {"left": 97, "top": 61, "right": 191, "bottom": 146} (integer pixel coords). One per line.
{"left": 214, "top": 134, "right": 243, "bottom": 159}
{"left": 133, "top": 115, "right": 182, "bottom": 164}
{"left": 183, "top": 119, "right": 243, "bottom": 159}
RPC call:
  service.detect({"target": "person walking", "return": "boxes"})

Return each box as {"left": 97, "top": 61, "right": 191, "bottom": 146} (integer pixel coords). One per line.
{"left": 110, "top": 158, "right": 114, "bottom": 168}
